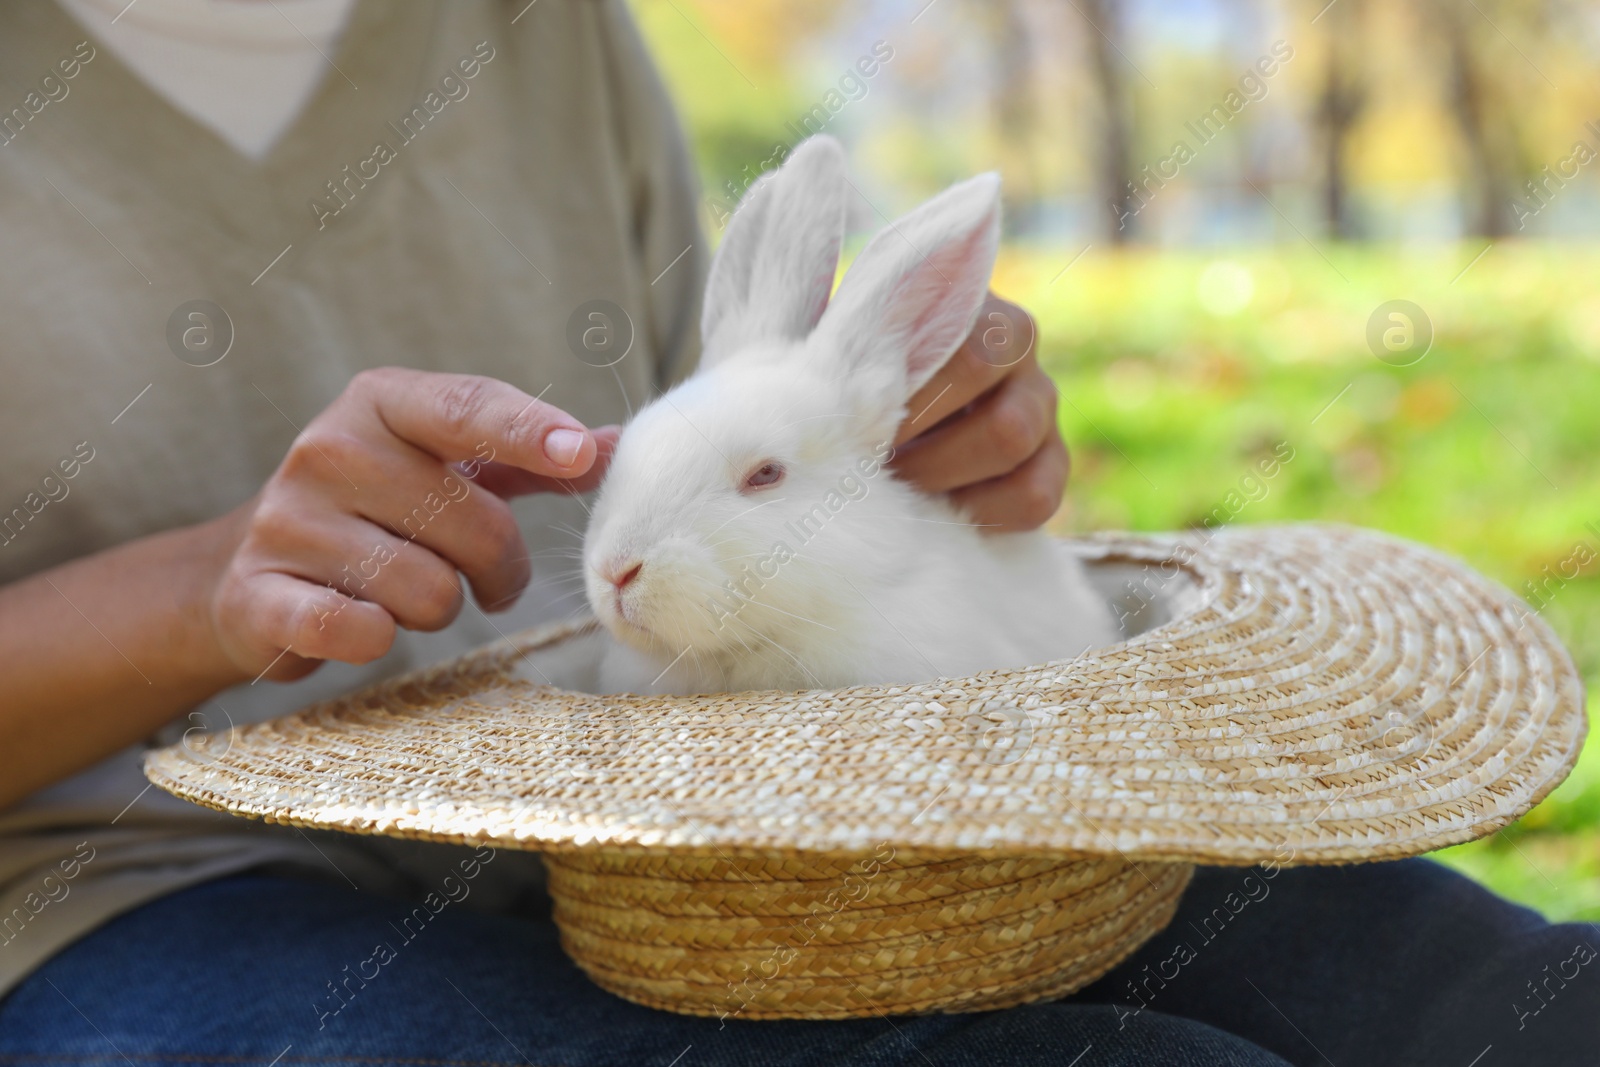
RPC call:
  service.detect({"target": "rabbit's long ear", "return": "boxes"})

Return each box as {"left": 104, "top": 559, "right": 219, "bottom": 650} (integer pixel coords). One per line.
{"left": 699, "top": 136, "right": 846, "bottom": 366}
{"left": 812, "top": 173, "right": 1000, "bottom": 424}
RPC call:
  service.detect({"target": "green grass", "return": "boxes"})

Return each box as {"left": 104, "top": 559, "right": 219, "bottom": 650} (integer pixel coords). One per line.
{"left": 1012, "top": 243, "right": 1600, "bottom": 920}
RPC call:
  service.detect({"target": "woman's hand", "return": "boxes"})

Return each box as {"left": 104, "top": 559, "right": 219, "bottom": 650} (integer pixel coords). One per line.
{"left": 890, "top": 294, "right": 1069, "bottom": 532}
{"left": 0, "top": 368, "right": 615, "bottom": 808}
{"left": 206, "top": 369, "right": 616, "bottom": 682}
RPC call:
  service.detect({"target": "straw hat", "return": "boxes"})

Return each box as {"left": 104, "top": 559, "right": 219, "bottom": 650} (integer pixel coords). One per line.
{"left": 147, "top": 524, "right": 1585, "bottom": 1019}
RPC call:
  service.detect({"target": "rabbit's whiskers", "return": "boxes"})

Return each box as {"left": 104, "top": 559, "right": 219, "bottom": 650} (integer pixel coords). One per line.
{"left": 720, "top": 613, "right": 825, "bottom": 689}
{"left": 556, "top": 483, "right": 594, "bottom": 519}
{"left": 609, "top": 364, "right": 635, "bottom": 421}
{"left": 902, "top": 516, "right": 1001, "bottom": 528}
{"left": 702, "top": 497, "right": 787, "bottom": 539}
{"left": 737, "top": 598, "right": 834, "bottom": 631}
{"left": 539, "top": 586, "right": 590, "bottom": 608}
{"left": 548, "top": 520, "right": 587, "bottom": 542}
{"left": 518, "top": 547, "right": 586, "bottom": 562}
{"left": 684, "top": 575, "right": 838, "bottom": 643}
{"left": 773, "top": 411, "right": 863, "bottom": 432}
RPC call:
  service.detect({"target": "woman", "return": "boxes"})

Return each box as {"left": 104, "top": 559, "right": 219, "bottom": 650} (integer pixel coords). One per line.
{"left": 0, "top": 2, "right": 1592, "bottom": 1065}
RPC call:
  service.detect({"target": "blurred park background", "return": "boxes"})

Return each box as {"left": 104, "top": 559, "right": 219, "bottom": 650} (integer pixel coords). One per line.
{"left": 628, "top": 0, "right": 1600, "bottom": 920}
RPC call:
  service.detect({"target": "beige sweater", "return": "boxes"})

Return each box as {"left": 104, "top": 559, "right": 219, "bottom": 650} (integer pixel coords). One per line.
{"left": 0, "top": 0, "right": 705, "bottom": 994}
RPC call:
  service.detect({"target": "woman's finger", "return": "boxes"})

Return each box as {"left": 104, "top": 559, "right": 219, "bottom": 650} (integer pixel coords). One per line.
{"left": 352, "top": 367, "right": 599, "bottom": 479}
{"left": 891, "top": 356, "right": 1058, "bottom": 493}
{"left": 895, "top": 294, "right": 1037, "bottom": 447}
{"left": 213, "top": 568, "right": 398, "bottom": 676}
{"left": 326, "top": 439, "right": 532, "bottom": 613}
{"left": 244, "top": 502, "right": 473, "bottom": 632}
{"left": 947, "top": 432, "right": 1071, "bottom": 532}
{"left": 461, "top": 425, "right": 622, "bottom": 498}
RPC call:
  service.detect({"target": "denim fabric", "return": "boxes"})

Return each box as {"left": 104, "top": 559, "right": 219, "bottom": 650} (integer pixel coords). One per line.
{"left": 1, "top": 859, "right": 1594, "bottom": 1066}
{"left": 1077, "top": 859, "right": 1600, "bottom": 1067}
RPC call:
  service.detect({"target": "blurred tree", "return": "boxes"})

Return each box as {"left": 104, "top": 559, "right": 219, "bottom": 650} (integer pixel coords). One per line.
{"left": 974, "top": 0, "right": 1044, "bottom": 235}
{"left": 635, "top": 0, "right": 1600, "bottom": 244}
{"left": 1314, "top": 0, "right": 1368, "bottom": 239}
{"left": 1444, "top": 25, "right": 1507, "bottom": 236}
{"left": 1077, "top": 0, "right": 1133, "bottom": 243}
{"left": 1433, "top": 0, "right": 1523, "bottom": 237}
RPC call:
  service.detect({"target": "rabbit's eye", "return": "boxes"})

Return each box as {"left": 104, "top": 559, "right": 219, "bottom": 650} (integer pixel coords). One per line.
{"left": 742, "top": 462, "right": 785, "bottom": 492}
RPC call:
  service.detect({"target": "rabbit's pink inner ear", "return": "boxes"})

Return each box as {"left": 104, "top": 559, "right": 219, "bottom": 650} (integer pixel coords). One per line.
{"left": 810, "top": 171, "right": 1000, "bottom": 426}
{"left": 888, "top": 216, "right": 997, "bottom": 396}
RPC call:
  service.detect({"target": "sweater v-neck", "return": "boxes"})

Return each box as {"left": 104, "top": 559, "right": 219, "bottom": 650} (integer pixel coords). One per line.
{"left": 5, "top": 0, "right": 441, "bottom": 245}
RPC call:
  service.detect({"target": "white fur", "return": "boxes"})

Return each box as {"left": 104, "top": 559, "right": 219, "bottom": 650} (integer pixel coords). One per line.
{"left": 583, "top": 136, "right": 1118, "bottom": 694}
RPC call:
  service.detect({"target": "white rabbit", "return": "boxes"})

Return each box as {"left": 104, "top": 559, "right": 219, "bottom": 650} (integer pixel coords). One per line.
{"left": 582, "top": 135, "right": 1118, "bottom": 695}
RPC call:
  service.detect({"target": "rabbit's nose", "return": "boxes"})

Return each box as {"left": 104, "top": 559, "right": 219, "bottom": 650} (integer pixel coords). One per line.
{"left": 607, "top": 561, "right": 643, "bottom": 591}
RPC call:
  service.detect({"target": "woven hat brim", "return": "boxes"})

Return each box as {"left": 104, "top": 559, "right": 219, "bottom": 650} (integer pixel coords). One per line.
{"left": 146, "top": 524, "right": 1586, "bottom": 865}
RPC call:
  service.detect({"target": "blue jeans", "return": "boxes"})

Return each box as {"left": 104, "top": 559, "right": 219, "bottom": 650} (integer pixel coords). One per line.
{"left": 2, "top": 859, "right": 1594, "bottom": 1066}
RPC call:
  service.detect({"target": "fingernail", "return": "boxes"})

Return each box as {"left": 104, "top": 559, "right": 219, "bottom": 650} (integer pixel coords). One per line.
{"left": 543, "top": 428, "right": 586, "bottom": 468}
